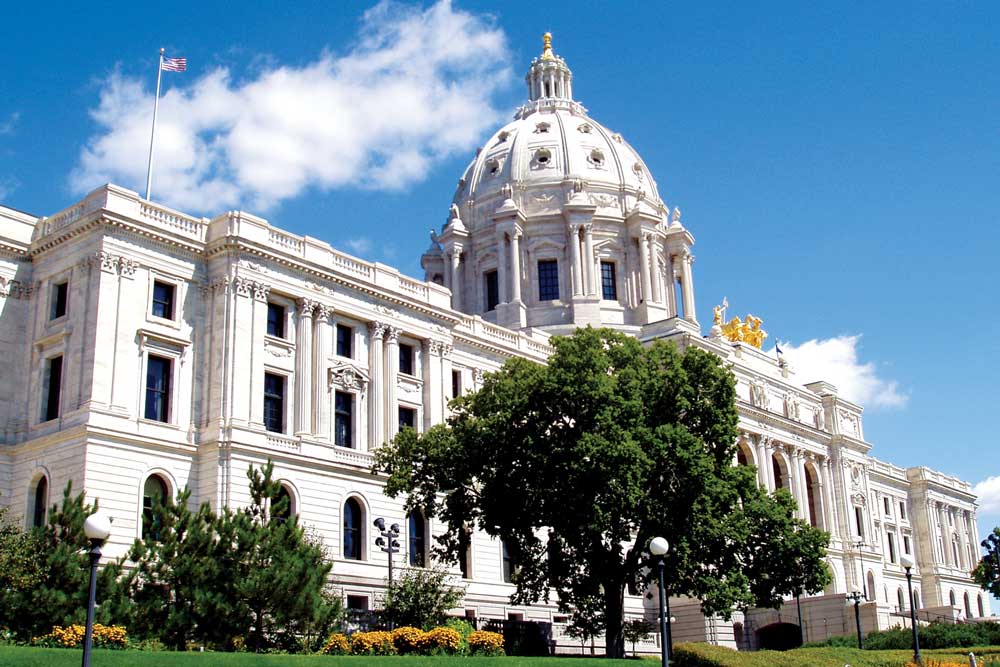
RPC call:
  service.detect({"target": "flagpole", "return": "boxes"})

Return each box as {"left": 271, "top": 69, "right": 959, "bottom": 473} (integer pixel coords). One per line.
{"left": 145, "top": 48, "right": 164, "bottom": 201}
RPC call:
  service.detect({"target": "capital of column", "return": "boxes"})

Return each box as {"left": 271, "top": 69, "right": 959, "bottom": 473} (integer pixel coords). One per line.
{"left": 368, "top": 320, "right": 388, "bottom": 340}
{"left": 426, "top": 339, "right": 446, "bottom": 357}
{"left": 315, "top": 304, "right": 335, "bottom": 322}
{"left": 385, "top": 326, "right": 401, "bottom": 344}
{"left": 296, "top": 297, "right": 318, "bottom": 316}
{"left": 440, "top": 343, "right": 453, "bottom": 359}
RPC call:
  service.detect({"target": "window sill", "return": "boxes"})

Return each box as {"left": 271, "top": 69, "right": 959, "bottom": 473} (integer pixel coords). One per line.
{"left": 138, "top": 417, "right": 181, "bottom": 430}
{"left": 145, "top": 314, "right": 182, "bottom": 330}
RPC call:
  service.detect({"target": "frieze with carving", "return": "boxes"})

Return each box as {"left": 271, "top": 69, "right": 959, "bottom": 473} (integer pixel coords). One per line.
{"left": 749, "top": 379, "right": 770, "bottom": 410}
{"left": 329, "top": 363, "right": 369, "bottom": 395}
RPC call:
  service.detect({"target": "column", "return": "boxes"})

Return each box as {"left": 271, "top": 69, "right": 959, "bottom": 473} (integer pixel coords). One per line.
{"left": 763, "top": 438, "right": 776, "bottom": 491}
{"left": 248, "top": 284, "right": 270, "bottom": 428}
{"left": 510, "top": 231, "right": 522, "bottom": 303}
{"left": 754, "top": 437, "right": 769, "bottom": 489}
{"left": 795, "top": 450, "right": 809, "bottom": 519}
{"left": 450, "top": 250, "right": 462, "bottom": 310}
{"left": 680, "top": 252, "right": 696, "bottom": 322}
{"left": 638, "top": 234, "right": 652, "bottom": 303}
{"left": 423, "top": 340, "right": 443, "bottom": 428}
{"left": 496, "top": 232, "right": 508, "bottom": 305}
{"left": 937, "top": 504, "right": 951, "bottom": 566}
{"left": 568, "top": 224, "right": 583, "bottom": 296}
{"left": 666, "top": 255, "right": 678, "bottom": 316}
{"left": 821, "top": 457, "right": 838, "bottom": 536}
{"left": 440, "top": 344, "right": 453, "bottom": 416}
{"left": 295, "top": 299, "right": 314, "bottom": 435}
{"left": 367, "top": 322, "right": 386, "bottom": 450}
{"left": 583, "top": 224, "right": 596, "bottom": 296}
{"left": 649, "top": 236, "right": 662, "bottom": 304}
{"left": 443, "top": 253, "right": 453, "bottom": 291}
{"left": 313, "top": 305, "right": 333, "bottom": 439}
{"left": 385, "top": 326, "right": 401, "bottom": 442}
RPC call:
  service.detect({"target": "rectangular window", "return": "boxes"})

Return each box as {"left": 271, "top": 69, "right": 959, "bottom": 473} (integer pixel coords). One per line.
{"left": 43, "top": 355, "right": 63, "bottom": 421}
{"left": 266, "top": 302, "right": 286, "bottom": 338}
{"left": 144, "top": 355, "right": 172, "bottom": 422}
{"left": 854, "top": 506, "right": 865, "bottom": 540}
{"left": 600, "top": 261, "right": 617, "bottom": 300}
{"left": 883, "top": 497, "right": 891, "bottom": 516}
{"left": 484, "top": 270, "right": 499, "bottom": 311}
{"left": 399, "top": 343, "right": 414, "bottom": 376}
{"left": 263, "top": 372, "right": 285, "bottom": 433}
{"left": 51, "top": 281, "right": 68, "bottom": 320}
{"left": 346, "top": 595, "right": 369, "bottom": 611}
{"left": 398, "top": 406, "right": 416, "bottom": 430}
{"left": 903, "top": 535, "right": 911, "bottom": 555}
{"left": 451, "top": 370, "right": 462, "bottom": 399}
{"left": 537, "top": 259, "right": 559, "bottom": 301}
{"left": 900, "top": 501, "right": 907, "bottom": 520}
{"left": 151, "top": 281, "right": 176, "bottom": 320}
{"left": 336, "top": 324, "right": 353, "bottom": 358}
{"left": 335, "top": 391, "right": 353, "bottom": 447}
{"left": 887, "top": 532, "right": 897, "bottom": 563}
{"left": 459, "top": 528, "right": 471, "bottom": 579}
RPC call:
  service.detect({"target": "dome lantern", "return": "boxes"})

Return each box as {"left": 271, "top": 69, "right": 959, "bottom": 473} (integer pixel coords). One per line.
{"left": 525, "top": 32, "right": 574, "bottom": 104}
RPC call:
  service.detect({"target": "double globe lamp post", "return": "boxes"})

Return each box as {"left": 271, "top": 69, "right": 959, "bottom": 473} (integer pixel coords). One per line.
{"left": 900, "top": 553, "right": 921, "bottom": 664}
{"left": 649, "top": 537, "right": 673, "bottom": 667}
{"left": 81, "top": 512, "right": 112, "bottom": 667}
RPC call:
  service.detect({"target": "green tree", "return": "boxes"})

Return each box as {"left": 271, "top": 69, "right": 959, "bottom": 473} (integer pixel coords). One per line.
{"left": 973, "top": 527, "right": 1000, "bottom": 599}
{"left": 0, "top": 501, "right": 44, "bottom": 634}
{"left": 0, "top": 484, "right": 125, "bottom": 640}
{"left": 381, "top": 566, "right": 465, "bottom": 629}
{"left": 374, "top": 327, "right": 829, "bottom": 658}
{"left": 565, "top": 595, "right": 605, "bottom": 655}
{"left": 622, "top": 618, "right": 654, "bottom": 656}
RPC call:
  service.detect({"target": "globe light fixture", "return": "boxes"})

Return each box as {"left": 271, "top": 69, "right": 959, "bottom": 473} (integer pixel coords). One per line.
{"left": 81, "top": 512, "right": 111, "bottom": 667}
{"left": 648, "top": 537, "right": 671, "bottom": 667}
{"left": 900, "top": 553, "right": 921, "bottom": 662}
{"left": 373, "top": 517, "right": 401, "bottom": 629}
{"left": 847, "top": 590, "right": 865, "bottom": 649}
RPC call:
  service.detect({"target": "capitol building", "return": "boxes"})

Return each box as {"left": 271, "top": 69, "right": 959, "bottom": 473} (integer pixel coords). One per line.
{"left": 0, "top": 35, "right": 989, "bottom": 650}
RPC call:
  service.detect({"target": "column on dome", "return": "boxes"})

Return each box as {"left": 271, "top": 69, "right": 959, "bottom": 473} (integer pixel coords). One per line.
{"left": 568, "top": 224, "right": 583, "bottom": 296}
{"left": 385, "top": 326, "right": 401, "bottom": 441}
{"left": 496, "top": 231, "right": 508, "bottom": 306}
{"left": 295, "top": 299, "right": 314, "bottom": 435}
{"left": 443, "top": 254, "right": 452, "bottom": 291}
{"left": 367, "top": 322, "right": 386, "bottom": 450}
{"left": 638, "top": 234, "right": 653, "bottom": 303}
{"left": 449, "top": 249, "right": 463, "bottom": 310}
{"left": 313, "top": 305, "right": 333, "bottom": 439}
{"left": 680, "top": 251, "right": 697, "bottom": 322}
{"left": 509, "top": 231, "right": 522, "bottom": 303}
{"left": 665, "top": 254, "right": 678, "bottom": 316}
{"left": 649, "top": 236, "right": 662, "bottom": 303}
{"left": 423, "top": 339, "right": 443, "bottom": 428}
{"left": 583, "top": 224, "right": 596, "bottom": 296}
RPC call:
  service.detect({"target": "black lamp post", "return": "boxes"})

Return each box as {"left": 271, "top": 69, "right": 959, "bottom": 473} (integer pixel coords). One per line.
{"left": 649, "top": 537, "right": 671, "bottom": 667}
{"left": 900, "top": 554, "right": 921, "bottom": 663}
{"left": 847, "top": 591, "right": 864, "bottom": 650}
{"left": 81, "top": 513, "right": 111, "bottom": 667}
{"left": 854, "top": 540, "right": 868, "bottom": 601}
{"left": 373, "top": 518, "right": 401, "bottom": 584}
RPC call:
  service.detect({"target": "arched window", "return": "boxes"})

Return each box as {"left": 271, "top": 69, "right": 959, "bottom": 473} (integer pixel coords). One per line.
{"left": 273, "top": 485, "right": 293, "bottom": 523}
{"left": 964, "top": 592, "right": 972, "bottom": 618}
{"left": 978, "top": 594, "right": 985, "bottom": 618}
{"left": 897, "top": 587, "right": 905, "bottom": 611}
{"left": 142, "top": 474, "right": 169, "bottom": 540}
{"left": 949, "top": 590, "right": 957, "bottom": 607}
{"left": 408, "top": 510, "right": 426, "bottom": 567}
{"left": 772, "top": 454, "right": 788, "bottom": 490}
{"left": 343, "top": 498, "right": 362, "bottom": 560}
{"left": 502, "top": 541, "right": 514, "bottom": 583}
{"left": 804, "top": 464, "right": 820, "bottom": 528}
{"left": 31, "top": 476, "right": 48, "bottom": 528}
{"left": 913, "top": 588, "right": 921, "bottom": 610}
{"left": 736, "top": 441, "right": 753, "bottom": 467}
{"left": 866, "top": 572, "right": 876, "bottom": 602}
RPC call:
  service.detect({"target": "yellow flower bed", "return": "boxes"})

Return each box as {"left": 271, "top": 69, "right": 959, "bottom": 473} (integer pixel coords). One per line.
{"left": 419, "top": 626, "right": 462, "bottom": 654}
{"left": 468, "top": 629, "right": 506, "bottom": 656}
{"left": 321, "top": 632, "right": 349, "bottom": 655}
{"left": 391, "top": 626, "right": 425, "bottom": 654}
{"left": 35, "top": 624, "right": 128, "bottom": 649}
{"left": 350, "top": 630, "right": 396, "bottom": 655}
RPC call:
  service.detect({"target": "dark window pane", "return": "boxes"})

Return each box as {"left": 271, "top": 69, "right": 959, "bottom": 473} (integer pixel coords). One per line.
{"left": 346, "top": 595, "right": 368, "bottom": 610}
{"left": 263, "top": 373, "right": 285, "bottom": 433}
{"left": 144, "top": 356, "right": 172, "bottom": 422}
{"left": 336, "top": 324, "right": 353, "bottom": 358}
{"left": 601, "top": 261, "right": 617, "bottom": 300}
{"left": 399, "top": 406, "right": 416, "bottom": 430}
{"left": 142, "top": 475, "right": 168, "bottom": 540}
{"left": 44, "top": 356, "right": 63, "bottom": 422}
{"left": 451, "top": 370, "right": 461, "bottom": 398}
{"left": 537, "top": 260, "right": 559, "bottom": 301}
{"left": 344, "top": 499, "right": 362, "bottom": 560}
{"left": 399, "top": 344, "right": 414, "bottom": 375}
{"left": 459, "top": 528, "right": 471, "bottom": 579}
{"left": 51, "top": 282, "right": 68, "bottom": 319}
{"left": 267, "top": 303, "right": 285, "bottom": 338}
{"left": 335, "top": 391, "right": 353, "bottom": 447}
{"left": 484, "top": 270, "right": 499, "bottom": 311}
{"left": 274, "top": 486, "right": 292, "bottom": 523}
{"left": 502, "top": 541, "right": 514, "bottom": 583}
{"left": 409, "top": 511, "right": 426, "bottom": 567}
{"left": 32, "top": 477, "right": 48, "bottom": 528}
{"left": 152, "top": 281, "right": 175, "bottom": 320}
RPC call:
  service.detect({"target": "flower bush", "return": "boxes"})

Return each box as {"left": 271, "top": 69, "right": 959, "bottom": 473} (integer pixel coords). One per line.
{"left": 321, "top": 632, "right": 349, "bottom": 655}
{"left": 34, "top": 624, "right": 128, "bottom": 649}
{"left": 468, "top": 629, "right": 506, "bottom": 656}
{"left": 391, "top": 626, "right": 425, "bottom": 654}
{"left": 350, "top": 630, "right": 396, "bottom": 655}
{"left": 418, "top": 626, "right": 462, "bottom": 654}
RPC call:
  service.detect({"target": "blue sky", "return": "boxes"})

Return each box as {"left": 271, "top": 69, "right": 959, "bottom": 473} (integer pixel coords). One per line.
{"left": 2, "top": 3, "right": 998, "bottom": 554}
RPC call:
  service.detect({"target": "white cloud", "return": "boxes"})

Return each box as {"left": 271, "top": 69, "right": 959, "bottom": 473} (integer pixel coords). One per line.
{"left": 0, "top": 177, "right": 18, "bottom": 202}
{"left": 0, "top": 112, "right": 18, "bottom": 136}
{"left": 772, "top": 335, "right": 907, "bottom": 408}
{"left": 343, "top": 237, "right": 373, "bottom": 255}
{"left": 975, "top": 476, "right": 1000, "bottom": 516}
{"left": 70, "top": 0, "right": 511, "bottom": 213}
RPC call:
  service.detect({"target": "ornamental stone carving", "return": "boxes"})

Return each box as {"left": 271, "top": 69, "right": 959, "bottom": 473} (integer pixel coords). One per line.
{"left": 235, "top": 276, "right": 270, "bottom": 300}
{"left": 749, "top": 379, "right": 770, "bottom": 410}
{"left": 783, "top": 393, "right": 800, "bottom": 421}
{"left": 813, "top": 406, "right": 826, "bottom": 431}
{"left": 0, "top": 278, "right": 31, "bottom": 299}
{"left": 368, "top": 321, "right": 388, "bottom": 339}
{"left": 328, "top": 363, "right": 369, "bottom": 396}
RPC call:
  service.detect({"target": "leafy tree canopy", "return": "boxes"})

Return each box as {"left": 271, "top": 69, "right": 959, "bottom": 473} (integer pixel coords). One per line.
{"left": 382, "top": 566, "right": 465, "bottom": 629}
{"left": 973, "top": 527, "right": 1000, "bottom": 599}
{"left": 374, "top": 327, "right": 829, "bottom": 657}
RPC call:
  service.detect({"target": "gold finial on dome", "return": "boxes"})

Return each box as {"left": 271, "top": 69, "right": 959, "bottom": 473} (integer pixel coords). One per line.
{"left": 541, "top": 32, "right": 554, "bottom": 60}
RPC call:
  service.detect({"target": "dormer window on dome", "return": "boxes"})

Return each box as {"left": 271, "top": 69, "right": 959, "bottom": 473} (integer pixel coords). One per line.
{"left": 534, "top": 148, "right": 552, "bottom": 166}
{"left": 588, "top": 148, "right": 605, "bottom": 168}
{"left": 578, "top": 123, "right": 592, "bottom": 134}
{"left": 535, "top": 122, "right": 550, "bottom": 134}
{"left": 487, "top": 157, "right": 502, "bottom": 176}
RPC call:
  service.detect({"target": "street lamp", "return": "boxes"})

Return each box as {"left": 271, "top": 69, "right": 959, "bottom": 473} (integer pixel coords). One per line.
{"left": 373, "top": 518, "right": 401, "bottom": 630}
{"left": 847, "top": 591, "right": 864, "bottom": 650}
{"left": 854, "top": 540, "right": 868, "bottom": 601}
{"left": 82, "top": 512, "right": 111, "bottom": 667}
{"left": 900, "top": 554, "right": 921, "bottom": 663}
{"left": 649, "top": 537, "right": 672, "bottom": 667}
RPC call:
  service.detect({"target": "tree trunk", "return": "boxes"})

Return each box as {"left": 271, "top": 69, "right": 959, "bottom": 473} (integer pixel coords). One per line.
{"left": 604, "top": 582, "right": 626, "bottom": 659}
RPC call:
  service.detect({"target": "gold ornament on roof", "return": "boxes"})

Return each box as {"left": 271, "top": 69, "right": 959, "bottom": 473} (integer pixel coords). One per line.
{"left": 719, "top": 311, "right": 768, "bottom": 349}
{"left": 541, "top": 32, "right": 555, "bottom": 60}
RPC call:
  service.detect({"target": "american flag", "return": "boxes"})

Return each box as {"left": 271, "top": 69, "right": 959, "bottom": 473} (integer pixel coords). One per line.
{"left": 161, "top": 56, "right": 186, "bottom": 72}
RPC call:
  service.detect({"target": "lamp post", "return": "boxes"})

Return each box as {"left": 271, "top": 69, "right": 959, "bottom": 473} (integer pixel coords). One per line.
{"left": 649, "top": 537, "right": 672, "bottom": 667}
{"left": 373, "top": 518, "right": 400, "bottom": 630}
{"left": 847, "top": 591, "right": 864, "bottom": 650}
{"left": 854, "top": 540, "right": 868, "bottom": 601}
{"left": 900, "top": 554, "right": 921, "bottom": 663}
{"left": 81, "top": 513, "right": 111, "bottom": 667}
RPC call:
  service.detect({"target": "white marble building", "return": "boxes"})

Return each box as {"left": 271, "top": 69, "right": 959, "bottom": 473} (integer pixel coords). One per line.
{"left": 0, "top": 35, "right": 990, "bottom": 650}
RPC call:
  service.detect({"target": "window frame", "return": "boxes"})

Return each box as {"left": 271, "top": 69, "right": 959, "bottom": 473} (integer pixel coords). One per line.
{"left": 266, "top": 301, "right": 287, "bottom": 339}
{"left": 408, "top": 510, "right": 427, "bottom": 567}
{"left": 42, "top": 354, "right": 64, "bottom": 423}
{"left": 151, "top": 280, "right": 176, "bottom": 321}
{"left": 398, "top": 405, "right": 417, "bottom": 431}
{"left": 398, "top": 343, "right": 415, "bottom": 376}
{"left": 336, "top": 323, "right": 354, "bottom": 359}
{"left": 146, "top": 272, "right": 183, "bottom": 328}
{"left": 600, "top": 260, "right": 618, "bottom": 301}
{"left": 484, "top": 270, "right": 499, "bottom": 312}
{"left": 140, "top": 473, "right": 171, "bottom": 540}
{"left": 334, "top": 390, "right": 355, "bottom": 448}
{"left": 50, "top": 280, "right": 69, "bottom": 321}
{"left": 343, "top": 497, "right": 365, "bottom": 561}
{"left": 263, "top": 371, "right": 287, "bottom": 434}
{"left": 537, "top": 259, "right": 560, "bottom": 302}
{"left": 144, "top": 354, "right": 174, "bottom": 423}
{"left": 30, "top": 474, "right": 49, "bottom": 529}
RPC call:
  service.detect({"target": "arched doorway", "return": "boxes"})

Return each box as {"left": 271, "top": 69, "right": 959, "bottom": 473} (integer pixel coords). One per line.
{"left": 803, "top": 463, "right": 821, "bottom": 527}
{"left": 757, "top": 622, "right": 802, "bottom": 651}
{"left": 772, "top": 453, "right": 789, "bottom": 491}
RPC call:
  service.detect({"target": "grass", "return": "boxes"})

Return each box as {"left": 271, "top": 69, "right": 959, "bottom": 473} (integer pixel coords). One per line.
{"left": 4, "top": 645, "right": 1000, "bottom": 667}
